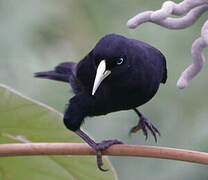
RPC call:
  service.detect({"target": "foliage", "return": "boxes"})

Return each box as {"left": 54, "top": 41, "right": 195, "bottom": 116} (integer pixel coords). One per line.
{"left": 0, "top": 84, "right": 116, "bottom": 180}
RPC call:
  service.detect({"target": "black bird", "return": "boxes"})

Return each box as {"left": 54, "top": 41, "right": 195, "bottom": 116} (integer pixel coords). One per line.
{"left": 35, "top": 34, "right": 167, "bottom": 171}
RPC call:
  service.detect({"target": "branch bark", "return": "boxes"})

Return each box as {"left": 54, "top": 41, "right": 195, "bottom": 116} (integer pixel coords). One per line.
{"left": 1, "top": 143, "right": 208, "bottom": 165}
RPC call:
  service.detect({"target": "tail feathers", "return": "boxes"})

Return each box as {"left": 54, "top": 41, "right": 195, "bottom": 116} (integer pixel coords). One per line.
{"left": 34, "top": 71, "right": 69, "bottom": 82}
{"left": 34, "top": 62, "right": 77, "bottom": 83}
{"left": 55, "top": 62, "right": 76, "bottom": 74}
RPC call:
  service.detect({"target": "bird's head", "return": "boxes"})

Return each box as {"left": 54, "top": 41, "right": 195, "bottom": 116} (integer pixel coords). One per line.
{"left": 91, "top": 34, "right": 132, "bottom": 95}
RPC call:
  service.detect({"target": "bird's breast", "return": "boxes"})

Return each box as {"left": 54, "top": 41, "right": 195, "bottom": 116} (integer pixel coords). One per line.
{"left": 92, "top": 84, "right": 159, "bottom": 115}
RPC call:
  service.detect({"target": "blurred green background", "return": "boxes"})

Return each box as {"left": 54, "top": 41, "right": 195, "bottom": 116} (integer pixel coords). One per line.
{"left": 0, "top": 0, "right": 208, "bottom": 179}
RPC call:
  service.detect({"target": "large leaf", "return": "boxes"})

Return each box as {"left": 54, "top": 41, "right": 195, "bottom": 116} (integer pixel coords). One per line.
{"left": 0, "top": 84, "right": 117, "bottom": 180}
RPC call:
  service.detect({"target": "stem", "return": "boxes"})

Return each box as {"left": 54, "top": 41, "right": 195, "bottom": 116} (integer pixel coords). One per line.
{"left": 1, "top": 143, "right": 208, "bottom": 165}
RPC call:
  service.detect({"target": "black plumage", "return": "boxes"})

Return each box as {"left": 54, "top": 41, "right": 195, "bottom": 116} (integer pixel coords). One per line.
{"left": 35, "top": 34, "right": 167, "bottom": 171}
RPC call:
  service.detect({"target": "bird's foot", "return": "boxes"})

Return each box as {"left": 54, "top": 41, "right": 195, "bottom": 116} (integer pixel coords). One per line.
{"left": 130, "top": 110, "right": 160, "bottom": 142}
{"left": 94, "top": 139, "right": 123, "bottom": 171}
{"left": 76, "top": 129, "right": 123, "bottom": 171}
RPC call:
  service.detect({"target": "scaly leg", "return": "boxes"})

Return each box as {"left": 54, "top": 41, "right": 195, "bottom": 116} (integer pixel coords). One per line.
{"left": 76, "top": 129, "right": 123, "bottom": 171}
{"left": 130, "top": 108, "right": 160, "bottom": 142}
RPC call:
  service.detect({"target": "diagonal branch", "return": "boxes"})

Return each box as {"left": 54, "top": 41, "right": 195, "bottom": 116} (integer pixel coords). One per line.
{"left": 1, "top": 143, "right": 208, "bottom": 165}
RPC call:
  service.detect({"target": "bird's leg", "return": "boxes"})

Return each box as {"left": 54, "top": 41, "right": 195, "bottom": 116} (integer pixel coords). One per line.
{"left": 63, "top": 94, "right": 122, "bottom": 171}
{"left": 130, "top": 108, "right": 160, "bottom": 142}
{"left": 76, "top": 129, "right": 123, "bottom": 171}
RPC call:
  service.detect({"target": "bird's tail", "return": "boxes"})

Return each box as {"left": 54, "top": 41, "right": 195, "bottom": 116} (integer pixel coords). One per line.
{"left": 34, "top": 62, "right": 77, "bottom": 83}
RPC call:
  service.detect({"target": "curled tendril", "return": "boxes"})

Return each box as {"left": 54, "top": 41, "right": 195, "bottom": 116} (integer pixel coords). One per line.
{"left": 127, "top": 0, "right": 208, "bottom": 89}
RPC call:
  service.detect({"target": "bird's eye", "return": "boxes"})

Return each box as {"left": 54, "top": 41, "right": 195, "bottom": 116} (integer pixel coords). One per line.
{"left": 116, "top": 58, "right": 124, "bottom": 65}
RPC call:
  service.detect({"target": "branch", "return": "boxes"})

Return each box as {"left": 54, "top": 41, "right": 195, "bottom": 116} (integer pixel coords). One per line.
{"left": 1, "top": 143, "right": 208, "bottom": 165}
{"left": 127, "top": 5, "right": 208, "bottom": 29}
{"left": 127, "top": 0, "right": 208, "bottom": 89}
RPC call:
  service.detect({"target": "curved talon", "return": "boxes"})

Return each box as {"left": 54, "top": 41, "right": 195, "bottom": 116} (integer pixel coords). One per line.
{"left": 140, "top": 120, "right": 148, "bottom": 140}
{"left": 96, "top": 151, "right": 108, "bottom": 171}
{"left": 75, "top": 129, "right": 123, "bottom": 171}
{"left": 148, "top": 124, "right": 157, "bottom": 142}
{"left": 141, "top": 119, "right": 160, "bottom": 142}
{"left": 152, "top": 125, "right": 161, "bottom": 136}
{"left": 95, "top": 139, "right": 123, "bottom": 171}
{"left": 130, "top": 109, "right": 160, "bottom": 142}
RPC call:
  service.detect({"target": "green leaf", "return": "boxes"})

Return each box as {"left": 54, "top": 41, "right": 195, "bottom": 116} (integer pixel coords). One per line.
{"left": 0, "top": 84, "right": 117, "bottom": 180}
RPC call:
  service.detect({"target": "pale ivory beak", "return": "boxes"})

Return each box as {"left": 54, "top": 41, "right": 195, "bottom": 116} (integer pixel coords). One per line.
{"left": 92, "top": 60, "right": 111, "bottom": 95}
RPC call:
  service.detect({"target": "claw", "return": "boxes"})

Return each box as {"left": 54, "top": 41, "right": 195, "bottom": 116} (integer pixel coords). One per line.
{"left": 95, "top": 139, "right": 123, "bottom": 171}
{"left": 130, "top": 109, "right": 161, "bottom": 142}
{"left": 140, "top": 119, "right": 148, "bottom": 140}
{"left": 96, "top": 151, "right": 108, "bottom": 171}
{"left": 148, "top": 124, "right": 157, "bottom": 142}
{"left": 152, "top": 125, "right": 161, "bottom": 136}
{"left": 141, "top": 118, "right": 160, "bottom": 142}
{"left": 76, "top": 129, "right": 123, "bottom": 171}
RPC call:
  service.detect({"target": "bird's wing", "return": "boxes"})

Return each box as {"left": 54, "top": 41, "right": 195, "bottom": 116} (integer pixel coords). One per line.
{"left": 160, "top": 53, "right": 167, "bottom": 84}
{"left": 136, "top": 39, "right": 167, "bottom": 84}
